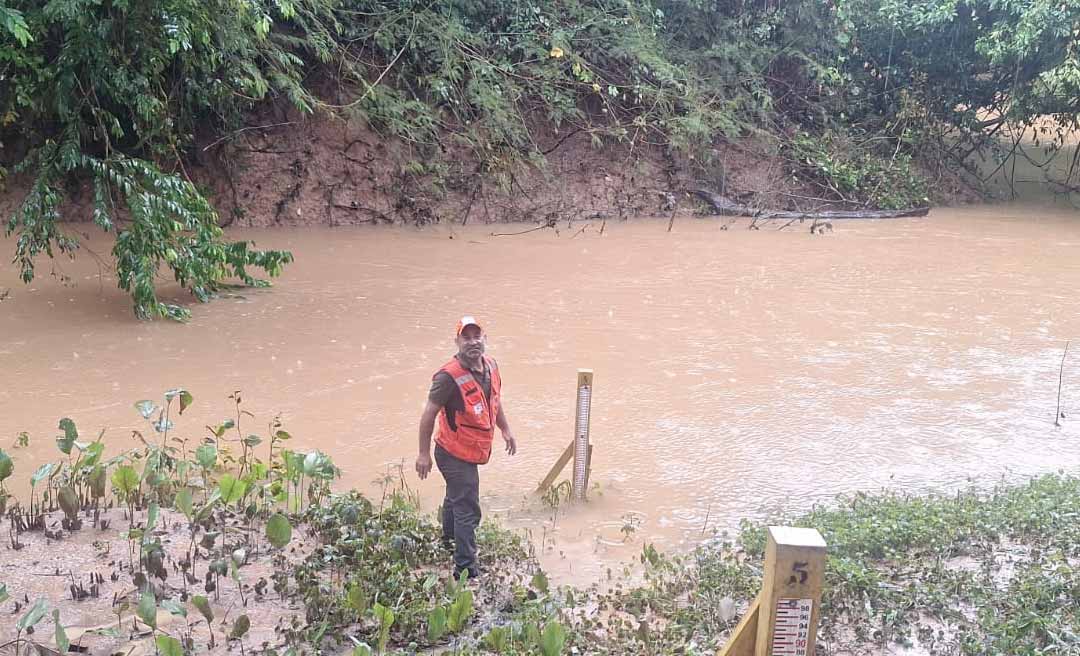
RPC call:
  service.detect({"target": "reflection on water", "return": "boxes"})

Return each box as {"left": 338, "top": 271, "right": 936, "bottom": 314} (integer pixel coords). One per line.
{"left": 2, "top": 202, "right": 1079, "bottom": 582}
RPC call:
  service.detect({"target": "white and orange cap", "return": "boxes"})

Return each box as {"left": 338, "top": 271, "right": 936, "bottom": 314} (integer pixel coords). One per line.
{"left": 455, "top": 315, "right": 483, "bottom": 337}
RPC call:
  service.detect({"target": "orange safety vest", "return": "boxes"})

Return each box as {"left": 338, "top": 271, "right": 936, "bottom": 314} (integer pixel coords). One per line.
{"left": 434, "top": 356, "right": 502, "bottom": 465}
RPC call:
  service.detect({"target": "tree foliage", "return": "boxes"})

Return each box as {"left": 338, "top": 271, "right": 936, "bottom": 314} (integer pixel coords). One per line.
{"left": 0, "top": 0, "right": 312, "bottom": 319}
{"left": 1, "top": 0, "right": 1077, "bottom": 318}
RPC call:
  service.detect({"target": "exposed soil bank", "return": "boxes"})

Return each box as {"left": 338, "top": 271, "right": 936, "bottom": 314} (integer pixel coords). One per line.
{"left": 0, "top": 108, "right": 981, "bottom": 230}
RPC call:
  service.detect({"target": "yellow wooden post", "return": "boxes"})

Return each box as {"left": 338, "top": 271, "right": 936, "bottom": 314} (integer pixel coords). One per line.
{"left": 571, "top": 369, "right": 593, "bottom": 500}
{"left": 717, "top": 527, "right": 826, "bottom": 656}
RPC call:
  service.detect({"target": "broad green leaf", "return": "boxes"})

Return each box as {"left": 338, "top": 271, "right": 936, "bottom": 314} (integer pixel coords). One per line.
{"left": 161, "top": 598, "right": 187, "bottom": 617}
{"left": 56, "top": 418, "right": 78, "bottom": 454}
{"left": 0, "top": 7, "right": 32, "bottom": 46}
{"left": 175, "top": 488, "right": 194, "bottom": 519}
{"left": 274, "top": 430, "right": 291, "bottom": 441}
{"left": 196, "top": 493, "right": 221, "bottom": 522}
{"left": 427, "top": 606, "right": 448, "bottom": 642}
{"left": 447, "top": 588, "right": 473, "bottom": 634}
{"left": 218, "top": 474, "right": 247, "bottom": 505}
{"left": 89, "top": 465, "right": 107, "bottom": 498}
{"left": 345, "top": 583, "right": 368, "bottom": 616}
{"left": 192, "top": 595, "right": 214, "bottom": 623}
{"left": 145, "top": 502, "right": 160, "bottom": 532}
{"left": 137, "top": 590, "right": 157, "bottom": 629}
{"left": 196, "top": 444, "right": 217, "bottom": 470}
{"left": 250, "top": 462, "right": 268, "bottom": 479}
{"left": 531, "top": 571, "right": 549, "bottom": 594}
{"left": 112, "top": 465, "right": 139, "bottom": 495}
{"left": 30, "top": 462, "right": 55, "bottom": 487}
{"left": 373, "top": 603, "right": 394, "bottom": 654}
{"left": 539, "top": 621, "right": 567, "bottom": 656}
{"left": 243, "top": 434, "right": 262, "bottom": 448}
{"left": 0, "top": 449, "right": 14, "bottom": 481}
{"left": 351, "top": 645, "right": 373, "bottom": 656}
{"left": 229, "top": 614, "right": 250, "bottom": 640}
{"left": 266, "top": 513, "right": 292, "bottom": 548}
{"left": 302, "top": 450, "right": 336, "bottom": 479}
{"left": 53, "top": 609, "right": 70, "bottom": 653}
{"left": 483, "top": 625, "right": 510, "bottom": 651}
{"left": 222, "top": 419, "right": 236, "bottom": 430}
{"left": 17, "top": 598, "right": 49, "bottom": 632}
{"left": 179, "top": 390, "right": 193, "bottom": 414}
{"left": 81, "top": 441, "right": 105, "bottom": 468}
{"left": 0, "top": 583, "right": 8, "bottom": 604}
{"left": 135, "top": 400, "right": 157, "bottom": 419}
{"left": 58, "top": 486, "right": 79, "bottom": 520}
{"left": 156, "top": 635, "right": 183, "bottom": 656}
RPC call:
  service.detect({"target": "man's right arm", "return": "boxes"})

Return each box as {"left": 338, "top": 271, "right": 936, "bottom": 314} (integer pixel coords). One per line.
{"left": 416, "top": 399, "right": 442, "bottom": 479}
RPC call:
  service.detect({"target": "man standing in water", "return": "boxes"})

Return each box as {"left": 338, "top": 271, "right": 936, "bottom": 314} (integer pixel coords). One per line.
{"left": 416, "top": 316, "right": 517, "bottom": 579}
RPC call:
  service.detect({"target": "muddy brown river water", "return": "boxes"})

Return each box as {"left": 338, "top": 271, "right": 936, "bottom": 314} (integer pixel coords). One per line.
{"left": 2, "top": 201, "right": 1079, "bottom": 583}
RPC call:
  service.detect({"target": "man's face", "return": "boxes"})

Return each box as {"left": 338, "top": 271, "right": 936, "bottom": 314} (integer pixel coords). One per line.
{"left": 456, "top": 324, "right": 485, "bottom": 360}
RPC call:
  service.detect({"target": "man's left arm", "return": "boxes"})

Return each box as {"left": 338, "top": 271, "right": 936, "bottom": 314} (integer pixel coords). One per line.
{"left": 496, "top": 405, "right": 517, "bottom": 456}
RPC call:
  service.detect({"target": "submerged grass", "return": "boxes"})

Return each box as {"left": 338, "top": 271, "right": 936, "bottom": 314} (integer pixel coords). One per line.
{"left": 1, "top": 392, "right": 1078, "bottom": 655}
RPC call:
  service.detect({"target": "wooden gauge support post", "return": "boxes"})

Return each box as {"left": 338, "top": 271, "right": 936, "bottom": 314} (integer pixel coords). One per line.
{"left": 718, "top": 526, "right": 827, "bottom": 656}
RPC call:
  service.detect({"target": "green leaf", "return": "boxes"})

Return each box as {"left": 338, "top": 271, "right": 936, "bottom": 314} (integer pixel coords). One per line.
{"left": 179, "top": 391, "right": 193, "bottom": 415}
{"left": 373, "top": 603, "right": 394, "bottom": 654}
{"left": 156, "top": 635, "right": 183, "bottom": 656}
{"left": 427, "top": 606, "right": 448, "bottom": 642}
{"left": 243, "top": 434, "right": 262, "bottom": 448}
{"left": 17, "top": 598, "right": 48, "bottom": 632}
{"left": 175, "top": 488, "right": 194, "bottom": 519}
{"left": 196, "top": 444, "right": 217, "bottom": 470}
{"left": 30, "top": 462, "right": 55, "bottom": 487}
{"left": 447, "top": 588, "right": 473, "bottom": 634}
{"left": 539, "top": 620, "right": 567, "bottom": 656}
{"left": 53, "top": 609, "right": 70, "bottom": 653}
{"left": 0, "top": 7, "right": 32, "bottom": 47}
{"left": 266, "top": 513, "right": 292, "bottom": 548}
{"left": 351, "top": 645, "right": 373, "bottom": 656}
{"left": 302, "top": 450, "right": 337, "bottom": 479}
{"left": 56, "top": 418, "right": 78, "bottom": 454}
{"left": 161, "top": 598, "right": 187, "bottom": 617}
{"left": 531, "top": 571, "right": 549, "bottom": 594}
{"left": 483, "top": 626, "right": 510, "bottom": 652}
{"left": 135, "top": 400, "right": 157, "bottom": 420}
{"left": 112, "top": 465, "right": 139, "bottom": 496}
{"left": 88, "top": 465, "right": 107, "bottom": 498}
{"left": 0, "top": 448, "right": 12, "bottom": 481}
{"left": 229, "top": 614, "right": 251, "bottom": 640}
{"left": 345, "top": 583, "right": 368, "bottom": 616}
{"left": 137, "top": 590, "right": 157, "bottom": 629}
{"left": 58, "top": 486, "right": 79, "bottom": 520}
{"left": 0, "top": 583, "right": 8, "bottom": 604}
{"left": 81, "top": 442, "right": 105, "bottom": 468}
{"left": 218, "top": 474, "right": 247, "bottom": 505}
{"left": 192, "top": 595, "right": 214, "bottom": 624}
{"left": 145, "top": 502, "right": 160, "bottom": 532}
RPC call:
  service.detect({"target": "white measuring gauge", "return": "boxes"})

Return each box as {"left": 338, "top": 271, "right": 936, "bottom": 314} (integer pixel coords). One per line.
{"left": 772, "top": 598, "right": 813, "bottom": 656}
{"left": 571, "top": 369, "right": 593, "bottom": 499}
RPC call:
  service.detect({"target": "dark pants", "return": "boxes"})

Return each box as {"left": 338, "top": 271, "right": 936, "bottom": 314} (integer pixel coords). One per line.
{"left": 434, "top": 444, "right": 481, "bottom": 577}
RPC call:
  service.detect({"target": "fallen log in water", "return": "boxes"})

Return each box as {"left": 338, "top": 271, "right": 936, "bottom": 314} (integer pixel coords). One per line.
{"left": 692, "top": 189, "right": 930, "bottom": 219}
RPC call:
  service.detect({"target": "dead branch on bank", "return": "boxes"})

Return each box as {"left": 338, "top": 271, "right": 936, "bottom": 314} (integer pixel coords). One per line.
{"left": 692, "top": 189, "right": 931, "bottom": 220}
{"left": 491, "top": 218, "right": 557, "bottom": 237}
